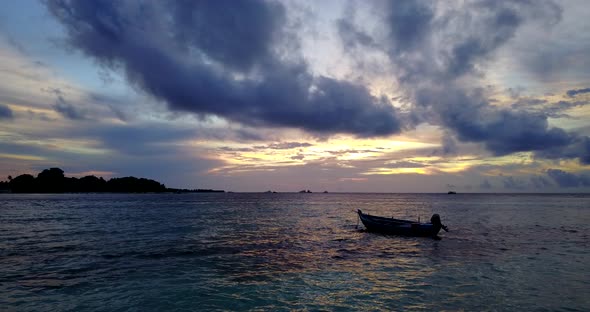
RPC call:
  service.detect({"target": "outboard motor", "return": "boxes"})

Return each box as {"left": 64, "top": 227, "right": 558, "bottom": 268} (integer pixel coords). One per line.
{"left": 430, "top": 214, "right": 449, "bottom": 232}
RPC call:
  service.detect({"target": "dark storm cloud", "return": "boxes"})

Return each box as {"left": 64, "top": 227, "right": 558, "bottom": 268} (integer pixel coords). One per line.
{"left": 373, "top": 1, "right": 531, "bottom": 82}
{"left": 415, "top": 87, "right": 574, "bottom": 156}
{"left": 384, "top": 0, "right": 433, "bottom": 53}
{"left": 443, "top": 6, "right": 522, "bottom": 78}
{"left": 566, "top": 88, "right": 590, "bottom": 98}
{"left": 538, "top": 136, "right": 590, "bottom": 165}
{"left": 169, "top": 0, "right": 285, "bottom": 71}
{"left": 552, "top": 100, "right": 590, "bottom": 111}
{"left": 0, "top": 104, "right": 13, "bottom": 120}
{"left": 338, "top": 0, "right": 589, "bottom": 163}
{"left": 45, "top": 0, "right": 402, "bottom": 137}
{"left": 546, "top": 169, "right": 590, "bottom": 188}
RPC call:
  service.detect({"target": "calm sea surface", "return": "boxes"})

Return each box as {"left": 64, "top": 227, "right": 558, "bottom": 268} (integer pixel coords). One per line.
{"left": 0, "top": 193, "right": 588, "bottom": 311}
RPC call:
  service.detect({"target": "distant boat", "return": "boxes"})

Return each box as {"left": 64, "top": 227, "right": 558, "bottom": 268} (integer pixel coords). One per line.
{"left": 357, "top": 209, "right": 448, "bottom": 237}
{"left": 447, "top": 191, "right": 457, "bottom": 194}
{"left": 299, "top": 189, "right": 312, "bottom": 193}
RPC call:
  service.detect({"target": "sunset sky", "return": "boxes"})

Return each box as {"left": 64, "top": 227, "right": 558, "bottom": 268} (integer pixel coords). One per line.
{"left": 1, "top": 0, "right": 589, "bottom": 192}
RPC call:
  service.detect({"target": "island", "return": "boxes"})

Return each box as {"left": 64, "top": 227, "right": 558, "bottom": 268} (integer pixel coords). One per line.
{"left": 0, "top": 167, "right": 224, "bottom": 193}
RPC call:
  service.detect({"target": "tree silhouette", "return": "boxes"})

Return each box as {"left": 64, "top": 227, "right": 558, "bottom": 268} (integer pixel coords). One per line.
{"left": 3, "top": 168, "right": 168, "bottom": 193}
{"left": 36, "top": 168, "right": 66, "bottom": 193}
{"left": 8, "top": 174, "right": 36, "bottom": 193}
{"left": 78, "top": 175, "right": 107, "bottom": 192}
{"left": 107, "top": 177, "right": 166, "bottom": 193}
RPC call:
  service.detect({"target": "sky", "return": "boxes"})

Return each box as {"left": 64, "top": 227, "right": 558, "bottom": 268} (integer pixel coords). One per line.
{"left": 0, "top": 0, "right": 589, "bottom": 192}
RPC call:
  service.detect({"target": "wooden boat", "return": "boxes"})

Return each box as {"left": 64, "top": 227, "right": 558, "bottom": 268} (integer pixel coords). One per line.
{"left": 357, "top": 209, "right": 448, "bottom": 237}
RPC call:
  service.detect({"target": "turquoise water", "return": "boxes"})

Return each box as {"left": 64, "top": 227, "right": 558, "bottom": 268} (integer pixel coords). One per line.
{"left": 1, "top": 193, "right": 589, "bottom": 311}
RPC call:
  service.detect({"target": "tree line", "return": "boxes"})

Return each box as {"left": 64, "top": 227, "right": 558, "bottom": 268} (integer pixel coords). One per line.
{"left": 0, "top": 168, "right": 167, "bottom": 193}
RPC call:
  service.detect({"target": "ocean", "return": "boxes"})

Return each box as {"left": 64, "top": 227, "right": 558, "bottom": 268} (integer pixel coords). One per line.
{"left": 0, "top": 193, "right": 588, "bottom": 311}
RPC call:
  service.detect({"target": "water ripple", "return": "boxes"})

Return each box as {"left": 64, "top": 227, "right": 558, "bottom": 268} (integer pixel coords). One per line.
{"left": 0, "top": 193, "right": 588, "bottom": 311}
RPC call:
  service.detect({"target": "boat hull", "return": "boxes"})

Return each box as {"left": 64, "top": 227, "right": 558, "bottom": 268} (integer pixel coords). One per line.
{"left": 357, "top": 209, "right": 442, "bottom": 237}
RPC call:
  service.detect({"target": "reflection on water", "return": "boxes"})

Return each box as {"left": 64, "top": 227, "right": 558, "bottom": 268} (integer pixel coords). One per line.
{"left": 0, "top": 193, "right": 589, "bottom": 311}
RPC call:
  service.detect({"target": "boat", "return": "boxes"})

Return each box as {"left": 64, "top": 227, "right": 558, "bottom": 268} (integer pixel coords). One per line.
{"left": 357, "top": 209, "right": 448, "bottom": 237}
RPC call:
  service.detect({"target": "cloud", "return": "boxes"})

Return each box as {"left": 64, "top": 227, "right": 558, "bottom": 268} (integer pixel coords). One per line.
{"left": 45, "top": 0, "right": 402, "bottom": 137}
{"left": 337, "top": 19, "right": 376, "bottom": 50}
{"left": 538, "top": 136, "right": 590, "bottom": 165}
{"left": 415, "top": 87, "right": 575, "bottom": 156}
{"left": 511, "top": 98, "right": 590, "bottom": 119}
{"left": 440, "top": 132, "right": 458, "bottom": 155}
{"left": 53, "top": 94, "right": 87, "bottom": 120}
{"left": 502, "top": 176, "right": 527, "bottom": 190}
{"left": 479, "top": 179, "right": 492, "bottom": 190}
{"left": 0, "top": 117, "right": 227, "bottom": 188}
{"left": 546, "top": 169, "right": 590, "bottom": 187}
{"left": 374, "top": 1, "right": 538, "bottom": 82}
{"left": 86, "top": 92, "right": 129, "bottom": 121}
{"left": 384, "top": 0, "right": 433, "bottom": 54}
{"left": 337, "top": 0, "right": 590, "bottom": 164}
{"left": 76, "top": 122, "right": 197, "bottom": 156}
{"left": 0, "top": 104, "right": 13, "bottom": 120}
{"left": 519, "top": 28, "right": 590, "bottom": 83}
{"left": 170, "top": 0, "right": 285, "bottom": 71}
{"left": 530, "top": 175, "right": 553, "bottom": 189}
{"left": 510, "top": 98, "right": 548, "bottom": 110}
{"left": 383, "top": 160, "right": 427, "bottom": 169}
{"left": 290, "top": 153, "right": 305, "bottom": 160}
{"left": 566, "top": 88, "right": 590, "bottom": 98}
{"left": 259, "top": 142, "right": 313, "bottom": 150}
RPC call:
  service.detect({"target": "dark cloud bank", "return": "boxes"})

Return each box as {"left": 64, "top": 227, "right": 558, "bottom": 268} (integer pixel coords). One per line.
{"left": 339, "top": 0, "right": 589, "bottom": 164}
{"left": 0, "top": 104, "right": 13, "bottom": 120}
{"left": 546, "top": 169, "right": 590, "bottom": 188}
{"left": 567, "top": 88, "right": 590, "bottom": 98}
{"left": 46, "top": 0, "right": 400, "bottom": 137}
{"left": 46, "top": 0, "right": 589, "bottom": 164}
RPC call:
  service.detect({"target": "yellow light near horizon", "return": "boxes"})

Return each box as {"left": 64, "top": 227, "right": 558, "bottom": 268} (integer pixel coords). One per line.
{"left": 35, "top": 138, "right": 109, "bottom": 155}
{"left": 362, "top": 167, "right": 430, "bottom": 175}
{"left": 202, "top": 135, "right": 442, "bottom": 174}
{"left": 0, "top": 153, "right": 46, "bottom": 161}
{"left": 436, "top": 163, "right": 472, "bottom": 173}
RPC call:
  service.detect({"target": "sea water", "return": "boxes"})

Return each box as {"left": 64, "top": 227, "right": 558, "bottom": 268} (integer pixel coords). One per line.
{"left": 0, "top": 193, "right": 588, "bottom": 311}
